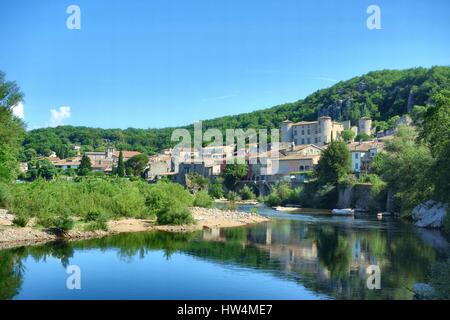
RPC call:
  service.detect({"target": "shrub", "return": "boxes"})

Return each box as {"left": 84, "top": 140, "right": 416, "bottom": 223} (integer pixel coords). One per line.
{"left": 83, "top": 208, "right": 109, "bottom": 231}
{"left": 0, "top": 182, "right": 12, "bottom": 208}
{"left": 193, "top": 191, "right": 214, "bottom": 208}
{"left": 147, "top": 181, "right": 194, "bottom": 225}
{"left": 208, "top": 178, "right": 224, "bottom": 199}
{"left": 40, "top": 211, "right": 75, "bottom": 233}
{"left": 226, "top": 191, "right": 241, "bottom": 202}
{"left": 157, "top": 205, "right": 194, "bottom": 225}
{"left": 13, "top": 215, "right": 29, "bottom": 227}
{"left": 239, "top": 185, "right": 256, "bottom": 200}
{"left": 265, "top": 191, "right": 282, "bottom": 207}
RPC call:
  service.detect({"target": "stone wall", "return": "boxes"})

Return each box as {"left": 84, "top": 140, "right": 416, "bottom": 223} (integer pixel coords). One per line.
{"left": 337, "top": 183, "right": 386, "bottom": 212}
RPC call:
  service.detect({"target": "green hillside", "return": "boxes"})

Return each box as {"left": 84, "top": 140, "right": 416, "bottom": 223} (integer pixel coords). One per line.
{"left": 22, "top": 66, "right": 450, "bottom": 158}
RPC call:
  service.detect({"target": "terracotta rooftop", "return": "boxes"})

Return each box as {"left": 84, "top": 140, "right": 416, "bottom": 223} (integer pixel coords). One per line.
{"left": 347, "top": 141, "right": 384, "bottom": 152}
{"left": 113, "top": 151, "right": 142, "bottom": 159}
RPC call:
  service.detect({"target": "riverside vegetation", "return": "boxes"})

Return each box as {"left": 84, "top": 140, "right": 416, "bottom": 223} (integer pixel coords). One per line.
{"left": 0, "top": 178, "right": 202, "bottom": 232}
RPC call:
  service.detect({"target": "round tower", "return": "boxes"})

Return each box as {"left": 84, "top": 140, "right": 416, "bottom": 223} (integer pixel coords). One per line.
{"left": 358, "top": 117, "right": 372, "bottom": 136}
{"left": 281, "top": 120, "right": 293, "bottom": 143}
{"left": 319, "top": 116, "right": 332, "bottom": 145}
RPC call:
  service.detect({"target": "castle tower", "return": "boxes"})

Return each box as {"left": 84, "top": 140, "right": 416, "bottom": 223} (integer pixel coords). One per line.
{"left": 358, "top": 117, "right": 372, "bottom": 136}
{"left": 106, "top": 147, "right": 115, "bottom": 159}
{"left": 281, "top": 120, "right": 293, "bottom": 143}
{"left": 319, "top": 116, "right": 332, "bottom": 144}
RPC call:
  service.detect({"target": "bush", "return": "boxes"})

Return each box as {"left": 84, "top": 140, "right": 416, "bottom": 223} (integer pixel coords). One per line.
{"left": 263, "top": 183, "right": 302, "bottom": 207}
{"left": 13, "top": 215, "right": 29, "bottom": 227}
{"left": 239, "top": 185, "right": 256, "bottom": 200}
{"left": 0, "top": 182, "right": 12, "bottom": 208}
{"left": 83, "top": 208, "right": 109, "bottom": 231}
{"left": 193, "top": 191, "right": 214, "bottom": 208}
{"left": 226, "top": 191, "right": 240, "bottom": 202}
{"left": 157, "top": 205, "right": 194, "bottom": 225}
{"left": 146, "top": 181, "right": 194, "bottom": 225}
{"left": 208, "top": 178, "right": 224, "bottom": 199}
{"left": 40, "top": 211, "right": 75, "bottom": 233}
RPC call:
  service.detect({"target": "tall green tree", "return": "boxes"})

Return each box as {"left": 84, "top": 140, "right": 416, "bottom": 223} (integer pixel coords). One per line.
{"left": 77, "top": 155, "right": 92, "bottom": 176}
{"left": 0, "top": 71, "right": 25, "bottom": 182}
{"left": 316, "top": 140, "right": 351, "bottom": 186}
{"left": 117, "top": 151, "right": 125, "bottom": 177}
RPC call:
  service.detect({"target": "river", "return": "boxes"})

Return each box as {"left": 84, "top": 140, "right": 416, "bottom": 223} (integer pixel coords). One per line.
{"left": 0, "top": 205, "right": 449, "bottom": 300}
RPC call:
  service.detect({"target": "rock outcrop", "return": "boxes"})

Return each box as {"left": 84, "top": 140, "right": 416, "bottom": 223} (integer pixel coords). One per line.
{"left": 411, "top": 200, "right": 448, "bottom": 229}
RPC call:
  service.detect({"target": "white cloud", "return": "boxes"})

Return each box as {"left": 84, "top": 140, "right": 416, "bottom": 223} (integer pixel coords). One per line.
{"left": 12, "top": 101, "right": 25, "bottom": 119}
{"left": 49, "top": 106, "right": 71, "bottom": 127}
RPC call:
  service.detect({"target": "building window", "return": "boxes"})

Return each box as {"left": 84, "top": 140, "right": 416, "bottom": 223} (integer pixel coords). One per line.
{"left": 355, "top": 153, "right": 359, "bottom": 159}
{"left": 355, "top": 163, "right": 359, "bottom": 170}
{"left": 318, "top": 137, "right": 321, "bottom": 143}
{"left": 314, "top": 137, "right": 318, "bottom": 143}
{"left": 301, "top": 139, "right": 305, "bottom": 144}
{"left": 302, "top": 130, "right": 305, "bottom": 135}
{"left": 307, "top": 138, "right": 311, "bottom": 144}
{"left": 307, "top": 129, "right": 310, "bottom": 135}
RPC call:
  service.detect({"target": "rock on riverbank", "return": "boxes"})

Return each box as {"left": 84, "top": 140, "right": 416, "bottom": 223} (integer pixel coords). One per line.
{"left": 412, "top": 200, "right": 448, "bottom": 229}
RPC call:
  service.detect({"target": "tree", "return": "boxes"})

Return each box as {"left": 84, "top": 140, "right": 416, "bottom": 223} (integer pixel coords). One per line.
{"left": 340, "top": 129, "right": 356, "bottom": 143}
{"left": 418, "top": 90, "right": 450, "bottom": 203}
{"left": 78, "top": 155, "right": 92, "bottom": 176}
{"left": 117, "top": 151, "right": 125, "bottom": 177}
{"left": 223, "top": 164, "right": 248, "bottom": 191}
{"left": 0, "top": 71, "right": 25, "bottom": 182}
{"left": 378, "top": 126, "right": 434, "bottom": 214}
{"left": 316, "top": 140, "right": 351, "bottom": 186}
{"left": 354, "top": 133, "right": 370, "bottom": 142}
{"left": 125, "top": 154, "right": 148, "bottom": 177}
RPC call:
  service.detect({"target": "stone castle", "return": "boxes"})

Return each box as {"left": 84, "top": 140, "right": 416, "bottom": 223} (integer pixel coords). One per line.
{"left": 281, "top": 116, "right": 372, "bottom": 146}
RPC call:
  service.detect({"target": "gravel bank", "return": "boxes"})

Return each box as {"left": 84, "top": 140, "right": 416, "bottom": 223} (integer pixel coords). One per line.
{"left": 0, "top": 207, "right": 270, "bottom": 249}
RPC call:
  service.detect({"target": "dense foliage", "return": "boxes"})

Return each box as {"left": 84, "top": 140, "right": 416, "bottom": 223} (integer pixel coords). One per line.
{"left": 3, "top": 178, "right": 195, "bottom": 229}
{"left": 0, "top": 72, "right": 25, "bottom": 182}
{"left": 22, "top": 66, "right": 450, "bottom": 157}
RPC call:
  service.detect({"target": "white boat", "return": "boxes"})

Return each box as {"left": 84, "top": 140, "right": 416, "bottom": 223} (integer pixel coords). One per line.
{"left": 273, "top": 206, "right": 301, "bottom": 212}
{"left": 332, "top": 208, "right": 355, "bottom": 216}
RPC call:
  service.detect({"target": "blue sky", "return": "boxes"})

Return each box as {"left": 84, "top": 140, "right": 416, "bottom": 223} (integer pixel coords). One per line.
{"left": 1, "top": 0, "right": 449, "bottom": 129}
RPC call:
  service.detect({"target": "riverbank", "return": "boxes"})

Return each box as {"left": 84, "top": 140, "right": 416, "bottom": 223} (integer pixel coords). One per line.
{"left": 0, "top": 207, "right": 269, "bottom": 250}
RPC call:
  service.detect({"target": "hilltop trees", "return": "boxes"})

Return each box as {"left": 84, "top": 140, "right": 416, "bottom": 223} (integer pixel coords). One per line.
{"left": 20, "top": 66, "right": 450, "bottom": 157}
{"left": 0, "top": 71, "right": 25, "bottom": 182}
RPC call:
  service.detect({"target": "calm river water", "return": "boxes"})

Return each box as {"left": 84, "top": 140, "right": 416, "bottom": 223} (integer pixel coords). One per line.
{"left": 1, "top": 205, "right": 449, "bottom": 300}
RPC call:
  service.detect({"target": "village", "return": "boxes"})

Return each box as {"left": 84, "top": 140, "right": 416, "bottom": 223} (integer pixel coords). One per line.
{"left": 19, "top": 115, "right": 412, "bottom": 196}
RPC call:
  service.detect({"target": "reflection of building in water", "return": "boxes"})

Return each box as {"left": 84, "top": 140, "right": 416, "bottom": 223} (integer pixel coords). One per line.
{"left": 202, "top": 228, "right": 222, "bottom": 241}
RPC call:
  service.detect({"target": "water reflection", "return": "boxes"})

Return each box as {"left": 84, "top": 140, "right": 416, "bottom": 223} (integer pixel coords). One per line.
{"left": 0, "top": 212, "right": 449, "bottom": 300}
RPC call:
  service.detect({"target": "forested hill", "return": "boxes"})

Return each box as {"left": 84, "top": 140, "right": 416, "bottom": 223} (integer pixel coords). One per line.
{"left": 23, "top": 66, "right": 450, "bottom": 158}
